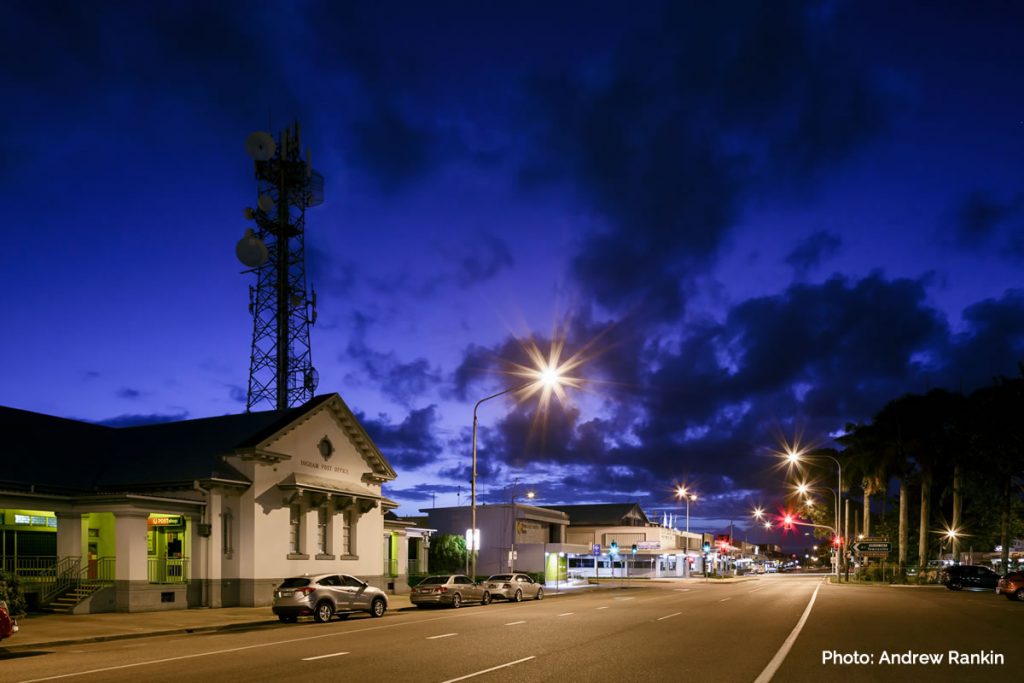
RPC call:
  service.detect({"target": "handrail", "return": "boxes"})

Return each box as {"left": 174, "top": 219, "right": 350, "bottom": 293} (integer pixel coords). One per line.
{"left": 40, "top": 556, "right": 83, "bottom": 602}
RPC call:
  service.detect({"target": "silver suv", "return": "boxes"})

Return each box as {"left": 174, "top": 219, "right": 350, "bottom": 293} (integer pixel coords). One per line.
{"left": 272, "top": 573, "right": 388, "bottom": 623}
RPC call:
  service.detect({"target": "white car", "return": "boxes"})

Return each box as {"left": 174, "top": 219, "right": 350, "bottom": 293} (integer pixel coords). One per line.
{"left": 484, "top": 573, "right": 545, "bottom": 602}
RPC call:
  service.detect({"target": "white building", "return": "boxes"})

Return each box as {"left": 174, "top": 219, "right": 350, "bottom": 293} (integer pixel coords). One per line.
{"left": 0, "top": 394, "right": 421, "bottom": 613}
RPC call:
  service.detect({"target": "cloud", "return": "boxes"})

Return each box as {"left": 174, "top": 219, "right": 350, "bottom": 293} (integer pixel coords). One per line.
{"left": 453, "top": 233, "right": 515, "bottom": 288}
{"left": 948, "top": 190, "right": 1024, "bottom": 259}
{"left": 521, "top": 3, "right": 888, "bottom": 317}
{"left": 785, "top": 231, "right": 842, "bottom": 279}
{"left": 92, "top": 412, "right": 189, "bottom": 427}
{"left": 117, "top": 387, "right": 143, "bottom": 400}
{"left": 343, "top": 312, "right": 443, "bottom": 406}
{"left": 357, "top": 405, "right": 445, "bottom": 471}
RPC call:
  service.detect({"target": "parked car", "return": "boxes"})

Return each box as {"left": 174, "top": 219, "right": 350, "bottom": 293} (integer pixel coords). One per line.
{"left": 996, "top": 571, "right": 1024, "bottom": 601}
{"left": 939, "top": 564, "right": 1000, "bottom": 591}
{"left": 483, "top": 573, "right": 545, "bottom": 602}
{"left": 410, "top": 574, "right": 491, "bottom": 608}
{"left": 0, "top": 600, "right": 18, "bottom": 642}
{"left": 272, "top": 573, "right": 388, "bottom": 623}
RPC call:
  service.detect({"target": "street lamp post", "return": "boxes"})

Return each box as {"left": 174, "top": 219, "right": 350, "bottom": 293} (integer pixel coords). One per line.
{"left": 787, "top": 449, "right": 843, "bottom": 580}
{"left": 469, "top": 368, "right": 567, "bottom": 579}
{"left": 675, "top": 486, "right": 698, "bottom": 534}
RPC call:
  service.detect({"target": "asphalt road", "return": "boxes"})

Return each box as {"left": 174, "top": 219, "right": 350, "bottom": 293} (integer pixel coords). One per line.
{"left": 0, "top": 576, "right": 1019, "bottom": 683}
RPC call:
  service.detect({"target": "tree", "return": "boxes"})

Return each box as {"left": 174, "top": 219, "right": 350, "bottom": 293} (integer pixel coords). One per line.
{"left": 428, "top": 533, "right": 468, "bottom": 574}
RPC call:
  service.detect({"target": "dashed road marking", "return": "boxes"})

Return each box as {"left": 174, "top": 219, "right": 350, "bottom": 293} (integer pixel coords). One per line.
{"left": 302, "top": 651, "right": 349, "bottom": 661}
{"left": 440, "top": 656, "right": 536, "bottom": 683}
{"left": 557, "top": 612, "right": 575, "bottom": 617}
{"left": 505, "top": 620, "right": 526, "bottom": 626}
{"left": 657, "top": 612, "right": 682, "bottom": 621}
{"left": 719, "top": 597, "right": 731, "bottom": 602}
{"left": 428, "top": 633, "right": 458, "bottom": 639}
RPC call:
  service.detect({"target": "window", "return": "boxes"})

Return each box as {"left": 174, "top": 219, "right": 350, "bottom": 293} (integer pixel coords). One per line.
{"left": 341, "top": 508, "right": 353, "bottom": 555}
{"left": 221, "top": 509, "right": 233, "bottom": 556}
{"left": 317, "top": 506, "right": 329, "bottom": 555}
{"left": 289, "top": 504, "right": 302, "bottom": 554}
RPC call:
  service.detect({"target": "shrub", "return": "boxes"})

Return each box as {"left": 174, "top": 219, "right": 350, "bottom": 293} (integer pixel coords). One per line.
{"left": 0, "top": 569, "right": 27, "bottom": 616}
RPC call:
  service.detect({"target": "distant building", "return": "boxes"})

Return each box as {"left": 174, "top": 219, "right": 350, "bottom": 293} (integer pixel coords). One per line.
{"left": 0, "top": 394, "right": 411, "bottom": 613}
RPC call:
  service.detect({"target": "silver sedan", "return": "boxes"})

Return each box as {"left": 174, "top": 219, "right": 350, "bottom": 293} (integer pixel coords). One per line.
{"left": 410, "top": 574, "right": 491, "bottom": 608}
{"left": 484, "top": 573, "right": 545, "bottom": 602}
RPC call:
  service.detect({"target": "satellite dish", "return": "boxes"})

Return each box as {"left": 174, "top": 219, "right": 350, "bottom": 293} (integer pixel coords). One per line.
{"left": 243, "top": 207, "right": 256, "bottom": 220}
{"left": 236, "top": 228, "right": 268, "bottom": 267}
{"left": 245, "top": 131, "right": 276, "bottom": 161}
{"left": 257, "top": 194, "right": 274, "bottom": 213}
{"left": 304, "top": 366, "right": 320, "bottom": 392}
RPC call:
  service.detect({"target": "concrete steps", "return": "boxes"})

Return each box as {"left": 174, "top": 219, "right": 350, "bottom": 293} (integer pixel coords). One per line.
{"left": 48, "top": 584, "right": 105, "bottom": 613}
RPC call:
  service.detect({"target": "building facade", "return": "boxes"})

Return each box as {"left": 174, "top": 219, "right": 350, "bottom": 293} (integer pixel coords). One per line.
{"left": 0, "top": 394, "right": 412, "bottom": 613}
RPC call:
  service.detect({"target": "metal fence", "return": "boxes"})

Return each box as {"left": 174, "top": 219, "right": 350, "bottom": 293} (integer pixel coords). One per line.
{"left": 147, "top": 557, "right": 190, "bottom": 584}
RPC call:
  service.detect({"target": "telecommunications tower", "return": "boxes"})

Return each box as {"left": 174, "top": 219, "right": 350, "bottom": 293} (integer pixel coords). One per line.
{"left": 235, "top": 122, "right": 323, "bottom": 411}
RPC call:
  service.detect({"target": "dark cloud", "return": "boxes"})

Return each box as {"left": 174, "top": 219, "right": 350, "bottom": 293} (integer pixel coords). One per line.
{"left": 343, "top": 312, "right": 442, "bottom": 406}
{"left": 228, "top": 384, "right": 247, "bottom": 404}
{"left": 785, "top": 231, "right": 842, "bottom": 279}
{"left": 117, "top": 387, "right": 142, "bottom": 400}
{"left": 92, "top": 412, "right": 189, "bottom": 427}
{"left": 521, "top": 3, "right": 888, "bottom": 316}
{"left": 454, "top": 234, "right": 514, "bottom": 288}
{"left": 350, "top": 98, "right": 433, "bottom": 193}
{"left": 358, "top": 405, "right": 444, "bottom": 471}
{"left": 947, "top": 290, "right": 1024, "bottom": 385}
{"left": 948, "top": 190, "right": 1024, "bottom": 259}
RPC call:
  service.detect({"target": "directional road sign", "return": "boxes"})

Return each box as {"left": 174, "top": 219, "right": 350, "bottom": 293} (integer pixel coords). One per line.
{"left": 853, "top": 540, "right": 891, "bottom": 555}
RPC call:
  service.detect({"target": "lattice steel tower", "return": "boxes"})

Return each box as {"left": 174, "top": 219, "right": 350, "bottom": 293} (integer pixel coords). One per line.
{"left": 235, "top": 122, "right": 322, "bottom": 411}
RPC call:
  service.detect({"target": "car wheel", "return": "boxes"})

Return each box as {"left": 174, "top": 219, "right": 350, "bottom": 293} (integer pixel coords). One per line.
{"left": 514, "top": 589, "right": 523, "bottom": 603}
{"left": 481, "top": 591, "right": 491, "bottom": 606}
{"left": 451, "top": 593, "right": 462, "bottom": 609}
{"left": 313, "top": 601, "right": 335, "bottom": 623}
{"left": 1015, "top": 588, "right": 1024, "bottom": 602}
{"left": 950, "top": 581, "right": 962, "bottom": 591}
{"left": 371, "top": 597, "right": 386, "bottom": 617}
{"left": 536, "top": 588, "right": 544, "bottom": 601}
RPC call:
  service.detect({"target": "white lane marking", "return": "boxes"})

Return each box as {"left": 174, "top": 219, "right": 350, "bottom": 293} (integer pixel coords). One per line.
{"left": 657, "top": 612, "right": 682, "bottom": 621}
{"left": 613, "top": 596, "right": 635, "bottom": 601}
{"left": 674, "top": 588, "right": 691, "bottom": 592}
{"left": 428, "top": 633, "right": 458, "bottom": 639}
{"left": 719, "top": 597, "right": 732, "bottom": 602}
{"left": 505, "top": 620, "right": 527, "bottom": 626}
{"left": 440, "top": 656, "right": 536, "bottom": 683}
{"left": 753, "top": 581, "right": 822, "bottom": 683}
{"left": 749, "top": 586, "right": 764, "bottom": 593}
{"left": 596, "top": 606, "right": 609, "bottom": 610}
{"left": 557, "top": 612, "right": 574, "bottom": 617}
{"left": 301, "top": 651, "right": 349, "bottom": 661}
{"left": 14, "top": 610, "right": 491, "bottom": 683}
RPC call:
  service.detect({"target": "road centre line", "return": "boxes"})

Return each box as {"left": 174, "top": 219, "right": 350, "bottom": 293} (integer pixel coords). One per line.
{"left": 505, "top": 620, "right": 527, "bottom": 626}
{"left": 719, "top": 597, "right": 732, "bottom": 602}
{"left": 428, "top": 633, "right": 458, "bottom": 639}
{"left": 557, "top": 612, "right": 574, "bottom": 617}
{"left": 674, "top": 588, "right": 691, "bottom": 592}
{"left": 753, "top": 581, "right": 822, "bottom": 683}
{"left": 301, "top": 651, "right": 349, "bottom": 661}
{"left": 657, "top": 612, "right": 682, "bottom": 621}
{"left": 15, "top": 609, "right": 497, "bottom": 683}
{"left": 596, "top": 606, "right": 609, "bottom": 610}
{"left": 439, "top": 656, "right": 536, "bottom": 683}
{"left": 613, "top": 596, "right": 635, "bottom": 600}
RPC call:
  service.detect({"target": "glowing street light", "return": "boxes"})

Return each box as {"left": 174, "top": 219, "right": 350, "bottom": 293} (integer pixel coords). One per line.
{"left": 676, "top": 485, "right": 698, "bottom": 533}
{"left": 468, "top": 349, "right": 579, "bottom": 578}
{"left": 783, "top": 445, "right": 843, "bottom": 580}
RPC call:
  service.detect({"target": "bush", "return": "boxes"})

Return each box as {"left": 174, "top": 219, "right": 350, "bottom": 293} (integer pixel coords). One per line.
{"left": 0, "top": 569, "right": 27, "bottom": 617}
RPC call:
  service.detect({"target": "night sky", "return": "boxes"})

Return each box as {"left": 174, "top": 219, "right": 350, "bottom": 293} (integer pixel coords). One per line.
{"left": 3, "top": 1, "right": 1023, "bottom": 542}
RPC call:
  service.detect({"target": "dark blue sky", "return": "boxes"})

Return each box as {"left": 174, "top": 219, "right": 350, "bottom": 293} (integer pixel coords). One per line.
{"left": 2, "top": 1, "right": 1022, "bottom": 540}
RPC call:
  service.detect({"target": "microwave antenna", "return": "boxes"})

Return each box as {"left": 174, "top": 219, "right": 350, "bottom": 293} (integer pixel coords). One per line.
{"left": 236, "top": 122, "right": 324, "bottom": 411}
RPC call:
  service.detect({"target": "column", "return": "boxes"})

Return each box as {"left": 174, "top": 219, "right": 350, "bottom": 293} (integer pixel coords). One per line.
{"left": 55, "top": 512, "right": 84, "bottom": 567}
{"left": 113, "top": 511, "right": 150, "bottom": 611}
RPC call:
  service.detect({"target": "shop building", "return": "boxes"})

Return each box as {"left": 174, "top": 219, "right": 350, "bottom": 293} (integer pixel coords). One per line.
{"left": 0, "top": 393, "right": 410, "bottom": 613}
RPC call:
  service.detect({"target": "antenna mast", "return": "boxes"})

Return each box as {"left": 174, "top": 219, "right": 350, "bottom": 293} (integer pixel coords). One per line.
{"left": 236, "top": 122, "right": 323, "bottom": 411}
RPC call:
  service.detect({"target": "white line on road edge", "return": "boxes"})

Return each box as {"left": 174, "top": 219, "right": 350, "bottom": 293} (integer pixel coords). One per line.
{"left": 557, "top": 612, "right": 574, "bottom": 617}
{"left": 613, "top": 596, "right": 635, "bottom": 600}
{"left": 753, "top": 581, "right": 822, "bottom": 683}
{"left": 428, "top": 633, "right": 458, "bottom": 639}
{"left": 673, "top": 588, "right": 691, "bottom": 592}
{"left": 301, "top": 651, "right": 350, "bottom": 661}
{"left": 439, "top": 656, "right": 536, "bottom": 683}
{"left": 657, "top": 612, "right": 682, "bottom": 621}
{"left": 719, "top": 597, "right": 731, "bottom": 602}
{"left": 505, "top": 621, "right": 527, "bottom": 626}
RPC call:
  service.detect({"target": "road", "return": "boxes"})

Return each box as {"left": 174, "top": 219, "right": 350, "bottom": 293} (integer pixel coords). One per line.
{"left": 0, "top": 576, "right": 1019, "bottom": 683}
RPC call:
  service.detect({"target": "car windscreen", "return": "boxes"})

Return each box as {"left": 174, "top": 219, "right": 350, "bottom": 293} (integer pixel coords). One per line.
{"left": 418, "top": 576, "right": 448, "bottom": 585}
{"left": 279, "top": 578, "right": 310, "bottom": 588}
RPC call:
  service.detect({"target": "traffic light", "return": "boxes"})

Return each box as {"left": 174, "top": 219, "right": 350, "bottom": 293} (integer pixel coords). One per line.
{"left": 610, "top": 541, "right": 619, "bottom": 556}
{"left": 783, "top": 514, "right": 794, "bottom": 530}
{"left": 631, "top": 544, "right": 638, "bottom": 555}
{"left": 832, "top": 536, "right": 842, "bottom": 547}
{"left": 703, "top": 542, "right": 711, "bottom": 553}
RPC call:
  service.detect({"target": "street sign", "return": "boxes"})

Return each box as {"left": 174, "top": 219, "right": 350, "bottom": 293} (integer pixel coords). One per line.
{"left": 592, "top": 544, "right": 601, "bottom": 556}
{"left": 853, "top": 540, "right": 891, "bottom": 555}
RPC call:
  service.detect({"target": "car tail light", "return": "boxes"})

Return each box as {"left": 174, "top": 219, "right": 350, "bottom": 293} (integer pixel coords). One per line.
{"left": 438, "top": 586, "right": 448, "bottom": 593}
{"left": 503, "top": 583, "right": 512, "bottom": 589}
{"left": 295, "top": 586, "right": 315, "bottom": 596}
